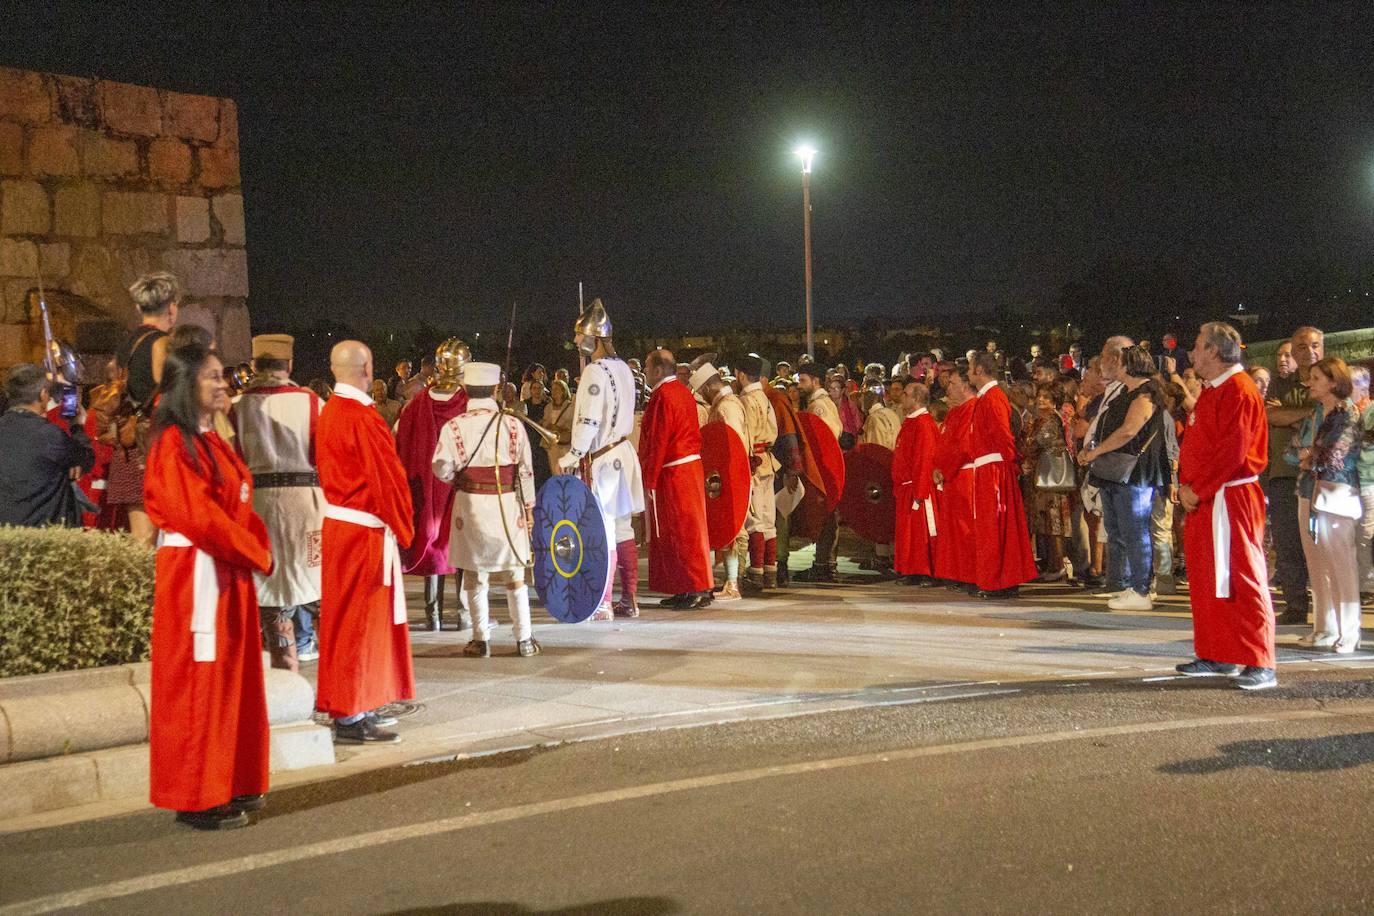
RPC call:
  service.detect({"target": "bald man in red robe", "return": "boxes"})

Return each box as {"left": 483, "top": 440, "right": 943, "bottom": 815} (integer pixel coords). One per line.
{"left": 639, "top": 349, "right": 714, "bottom": 608}
{"left": 892, "top": 382, "right": 939, "bottom": 585}
{"left": 932, "top": 371, "right": 977, "bottom": 588}
{"left": 1175, "top": 322, "right": 1275, "bottom": 690}
{"left": 966, "top": 353, "right": 1038, "bottom": 598}
{"left": 317, "top": 340, "right": 416, "bottom": 744}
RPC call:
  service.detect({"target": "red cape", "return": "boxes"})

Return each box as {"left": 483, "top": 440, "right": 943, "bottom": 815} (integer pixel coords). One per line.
{"left": 395, "top": 386, "right": 468, "bottom": 575}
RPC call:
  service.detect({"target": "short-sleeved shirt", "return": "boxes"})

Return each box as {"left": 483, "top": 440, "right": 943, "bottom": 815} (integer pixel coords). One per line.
{"left": 1265, "top": 373, "right": 1310, "bottom": 480}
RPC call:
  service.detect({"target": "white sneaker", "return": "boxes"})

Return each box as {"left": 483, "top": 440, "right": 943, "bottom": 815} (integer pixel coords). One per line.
{"left": 1296, "top": 632, "right": 1337, "bottom": 649}
{"left": 1107, "top": 590, "right": 1154, "bottom": 611}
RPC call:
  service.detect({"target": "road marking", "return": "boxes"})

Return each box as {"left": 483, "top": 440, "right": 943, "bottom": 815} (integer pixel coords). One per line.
{"left": 6, "top": 706, "right": 1369, "bottom": 915}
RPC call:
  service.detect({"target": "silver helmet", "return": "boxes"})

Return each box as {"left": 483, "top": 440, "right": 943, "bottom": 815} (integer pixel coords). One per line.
{"left": 574, "top": 298, "right": 612, "bottom": 338}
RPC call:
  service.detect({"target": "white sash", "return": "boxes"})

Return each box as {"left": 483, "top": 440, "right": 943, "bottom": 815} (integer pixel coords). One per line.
{"left": 925, "top": 498, "right": 938, "bottom": 537}
{"left": 972, "top": 452, "right": 1003, "bottom": 468}
{"left": 325, "top": 504, "right": 406, "bottom": 624}
{"left": 1211, "top": 476, "right": 1259, "bottom": 599}
{"left": 662, "top": 453, "right": 701, "bottom": 468}
{"left": 159, "top": 531, "right": 219, "bottom": 663}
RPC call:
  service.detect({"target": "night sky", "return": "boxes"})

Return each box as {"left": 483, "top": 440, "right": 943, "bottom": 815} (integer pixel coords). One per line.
{"left": 5, "top": 4, "right": 1373, "bottom": 337}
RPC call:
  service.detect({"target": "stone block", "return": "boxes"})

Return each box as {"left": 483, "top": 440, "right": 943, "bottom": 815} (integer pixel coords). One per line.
{"left": 101, "top": 190, "right": 168, "bottom": 235}
{"left": 4, "top": 278, "right": 33, "bottom": 323}
{"left": 38, "top": 241, "right": 70, "bottom": 279}
{"left": 263, "top": 667, "right": 317, "bottom": 724}
{"left": 175, "top": 195, "right": 210, "bottom": 242}
{"left": 148, "top": 137, "right": 191, "bottom": 184}
{"left": 1, "top": 179, "right": 49, "bottom": 234}
{"left": 53, "top": 182, "right": 101, "bottom": 237}
{"left": 162, "top": 248, "right": 249, "bottom": 297}
{"left": 197, "top": 146, "right": 240, "bottom": 189}
{"left": 3, "top": 686, "right": 148, "bottom": 762}
{"left": 213, "top": 193, "right": 245, "bottom": 245}
{"left": 269, "top": 722, "right": 336, "bottom": 772}
{"left": 0, "top": 238, "right": 38, "bottom": 277}
{"left": 218, "top": 98, "right": 239, "bottom": 148}
{"left": 98, "top": 79, "right": 161, "bottom": 136}
{"left": 0, "top": 754, "right": 98, "bottom": 820}
{"left": 162, "top": 91, "right": 219, "bottom": 142}
{"left": 27, "top": 125, "right": 79, "bottom": 176}
{"left": 0, "top": 120, "right": 22, "bottom": 175}
{"left": 0, "top": 67, "right": 51, "bottom": 124}
{"left": 53, "top": 74, "right": 100, "bottom": 128}
{"left": 218, "top": 300, "right": 251, "bottom": 362}
{"left": 77, "top": 130, "right": 137, "bottom": 177}
{"left": 67, "top": 243, "right": 126, "bottom": 307}
{"left": 92, "top": 745, "right": 151, "bottom": 801}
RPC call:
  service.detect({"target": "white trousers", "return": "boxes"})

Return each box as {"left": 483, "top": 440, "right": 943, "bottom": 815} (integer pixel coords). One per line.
{"left": 463, "top": 568, "right": 532, "bottom": 643}
{"left": 1298, "top": 498, "right": 1362, "bottom": 647}
{"left": 746, "top": 475, "right": 777, "bottom": 538}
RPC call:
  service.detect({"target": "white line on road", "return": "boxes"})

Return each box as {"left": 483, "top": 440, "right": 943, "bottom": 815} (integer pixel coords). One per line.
{"left": 6, "top": 706, "right": 1369, "bottom": 916}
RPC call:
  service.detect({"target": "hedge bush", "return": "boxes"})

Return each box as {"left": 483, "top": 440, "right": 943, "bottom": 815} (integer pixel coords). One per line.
{"left": 0, "top": 526, "right": 155, "bottom": 677}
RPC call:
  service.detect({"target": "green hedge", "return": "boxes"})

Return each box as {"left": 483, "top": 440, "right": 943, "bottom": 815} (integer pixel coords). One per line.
{"left": 0, "top": 527, "right": 155, "bottom": 678}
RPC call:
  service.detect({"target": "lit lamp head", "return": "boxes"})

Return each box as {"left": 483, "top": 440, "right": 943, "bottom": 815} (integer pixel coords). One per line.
{"left": 434, "top": 337, "right": 471, "bottom": 391}
{"left": 795, "top": 144, "right": 817, "bottom": 174}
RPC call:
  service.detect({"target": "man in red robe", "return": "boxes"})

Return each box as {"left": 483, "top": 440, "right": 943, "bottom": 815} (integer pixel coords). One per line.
{"left": 639, "top": 349, "right": 714, "bottom": 608}
{"left": 892, "top": 382, "right": 939, "bottom": 585}
{"left": 966, "top": 352, "right": 1038, "bottom": 598}
{"left": 932, "top": 368, "right": 977, "bottom": 589}
{"left": 1175, "top": 322, "right": 1275, "bottom": 690}
{"left": 395, "top": 339, "right": 469, "bottom": 631}
{"left": 316, "top": 340, "right": 417, "bottom": 743}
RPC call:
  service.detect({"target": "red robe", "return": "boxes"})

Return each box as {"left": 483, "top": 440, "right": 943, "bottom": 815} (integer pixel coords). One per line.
{"left": 892, "top": 409, "right": 939, "bottom": 576}
{"left": 639, "top": 379, "right": 713, "bottom": 594}
{"left": 1179, "top": 367, "right": 1273, "bottom": 667}
{"left": 144, "top": 428, "right": 272, "bottom": 812}
{"left": 316, "top": 391, "right": 417, "bottom": 717}
{"left": 395, "top": 386, "right": 469, "bottom": 575}
{"left": 933, "top": 399, "right": 975, "bottom": 583}
{"left": 968, "top": 384, "right": 1038, "bottom": 590}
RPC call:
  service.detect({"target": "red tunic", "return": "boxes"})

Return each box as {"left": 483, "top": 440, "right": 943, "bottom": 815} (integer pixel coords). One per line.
{"left": 144, "top": 428, "right": 272, "bottom": 812}
{"left": 968, "top": 384, "right": 1038, "bottom": 590}
{"left": 933, "top": 399, "right": 975, "bottom": 583}
{"left": 1179, "top": 367, "right": 1273, "bottom": 667}
{"left": 395, "top": 386, "right": 468, "bottom": 575}
{"left": 46, "top": 405, "right": 110, "bottom": 528}
{"left": 316, "top": 391, "right": 417, "bottom": 717}
{"left": 639, "top": 379, "right": 713, "bottom": 594}
{"left": 892, "top": 409, "right": 939, "bottom": 576}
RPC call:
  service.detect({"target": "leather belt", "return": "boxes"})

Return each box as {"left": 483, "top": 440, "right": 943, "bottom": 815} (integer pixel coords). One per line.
{"left": 589, "top": 437, "right": 627, "bottom": 462}
{"left": 253, "top": 471, "right": 319, "bottom": 489}
{"left": 456, "top": 464, "right": 517, "bottom": 494}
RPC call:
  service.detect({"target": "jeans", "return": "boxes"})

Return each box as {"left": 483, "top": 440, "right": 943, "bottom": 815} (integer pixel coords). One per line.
{"left": 292, "top": 602, "right": 317, "bottom": 653}
{"left": 1263, "top": 476, "right": 1308, "bottom": 612}
{"left": 1101, "top": 482, "right": 1154, "bottom": 595}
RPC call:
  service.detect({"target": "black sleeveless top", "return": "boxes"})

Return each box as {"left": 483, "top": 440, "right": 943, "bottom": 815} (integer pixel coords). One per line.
{"left": 1092, "top": 380, "right": 1168, "bottom": 487}
{"left": 117, "top": 325, "right": 167, "bottom": 408}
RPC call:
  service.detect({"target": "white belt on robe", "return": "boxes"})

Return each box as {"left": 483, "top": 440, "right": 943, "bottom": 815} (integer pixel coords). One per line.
{"left": 901, "top": 480, "right": 939, "bottom": 538}
{"left": 663, "top": 453, "right": 701, "bottom": 468}
{"left": 159, "top": 531, "right": 218, "bottom": 663}
{"left": 91, "top": 479, "right": 107, "bottom": 491}
{"left": 972, "top": 452, "right": 1003, "bottom": 468}
{"left": 1210, "top": 475, "right": 1259, "bottom": 599}
{"left": 324, "top": 504, "right": 406, "bottom": 624}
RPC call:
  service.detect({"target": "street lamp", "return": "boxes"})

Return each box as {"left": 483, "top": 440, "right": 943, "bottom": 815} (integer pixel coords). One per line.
{"left": 795, "top": 144, "right": 817, "bottom": 358}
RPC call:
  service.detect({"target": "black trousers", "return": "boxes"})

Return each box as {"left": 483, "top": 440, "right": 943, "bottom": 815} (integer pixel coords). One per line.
{"left": 1263, "top": 476, "right": 1307, "bottom": 612}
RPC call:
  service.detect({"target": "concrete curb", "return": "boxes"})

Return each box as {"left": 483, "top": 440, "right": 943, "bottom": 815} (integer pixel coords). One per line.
{"left": 0, "top": 658, "right": 334, "bottom": 821}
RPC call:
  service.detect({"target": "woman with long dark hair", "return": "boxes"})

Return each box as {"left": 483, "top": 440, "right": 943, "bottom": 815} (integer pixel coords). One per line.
{"left": 143, "top": 344, "right": 272, "bottom": 830}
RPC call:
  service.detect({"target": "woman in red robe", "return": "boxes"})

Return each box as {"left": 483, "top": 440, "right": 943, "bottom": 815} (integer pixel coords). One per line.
{"left": 892, "top": 384, "right": 939, "bottom": 583}
{"left": 144, "top": 344, "right": 272, "bottom": 830}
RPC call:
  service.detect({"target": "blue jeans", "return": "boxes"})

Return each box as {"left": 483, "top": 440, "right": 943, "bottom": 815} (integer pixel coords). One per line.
{"left": 1102, "top": 483, "right": 1154, "bottom": 595}
{"left": 292, "top": 602, "right": 317, "bottom": 653}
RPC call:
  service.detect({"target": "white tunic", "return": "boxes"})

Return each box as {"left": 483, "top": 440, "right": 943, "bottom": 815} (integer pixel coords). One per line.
{"left": 432, "top": 398, "right": 535, "bottom": 573}
{"left": 569, "top": 357, "right": 645, "bottom": 521}
{"left": 231, "top": 380, "right": 324, "bottom": 608}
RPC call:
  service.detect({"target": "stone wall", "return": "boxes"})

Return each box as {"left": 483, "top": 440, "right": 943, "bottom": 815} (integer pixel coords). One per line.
{"left": 0, "top": 66, "right": 249, "bottom": 371}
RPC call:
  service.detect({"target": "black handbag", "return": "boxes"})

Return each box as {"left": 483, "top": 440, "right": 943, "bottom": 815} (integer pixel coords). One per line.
{"left": 1089, "top": 427, "right": 1158, "bottom": 485}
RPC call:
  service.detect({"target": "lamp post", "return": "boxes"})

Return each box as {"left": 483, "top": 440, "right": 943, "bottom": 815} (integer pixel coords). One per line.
{"left": 796, "top": 145, "right": 816, "bottom": 358}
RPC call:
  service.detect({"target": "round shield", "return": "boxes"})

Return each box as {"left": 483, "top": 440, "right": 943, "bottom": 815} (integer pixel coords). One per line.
{"left": 791, "top": 411, "right": 847, "bottom": 540}
{"left": 700, "top": 420, "right": 751, "bottom": 549}
{"left": 532, "top": 475, "right": 610, "bottom": 623}
{"left": 839, "top": 443, "right": 895, "bottom": 544}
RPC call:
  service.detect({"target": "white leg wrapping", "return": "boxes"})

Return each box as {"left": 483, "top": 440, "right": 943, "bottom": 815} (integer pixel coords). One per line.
{"left": 507, "top": 581, "right": 532, "bottom": 642}
{"left": 464, "top": 569, "right": 491, "bottom": 641}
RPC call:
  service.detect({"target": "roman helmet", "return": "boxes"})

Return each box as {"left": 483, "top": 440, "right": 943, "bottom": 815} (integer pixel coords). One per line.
{"left": 434, "top": 337, "right": 471, "bottom": 391}
{"left": 573, "top": 297, "right": 612, "bottom": 357}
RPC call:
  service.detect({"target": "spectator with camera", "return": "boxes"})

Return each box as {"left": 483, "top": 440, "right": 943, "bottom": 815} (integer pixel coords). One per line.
{"left": 0, "top": 363, "right": 95, "bottom": 528}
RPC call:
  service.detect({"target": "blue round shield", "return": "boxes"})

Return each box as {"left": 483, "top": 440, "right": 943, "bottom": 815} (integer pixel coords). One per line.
{"left": 532, "top": 475, "right": 609, "bottom": 623}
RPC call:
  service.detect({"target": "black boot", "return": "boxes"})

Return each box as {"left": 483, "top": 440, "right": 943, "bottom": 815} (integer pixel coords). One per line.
{"left": 424, "top": 574, "right": 444, "bottom": 631}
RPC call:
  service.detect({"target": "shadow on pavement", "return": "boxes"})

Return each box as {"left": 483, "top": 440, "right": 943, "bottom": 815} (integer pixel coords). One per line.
{"left": 1158, "top": 732, "right": 1374, "bottom": 775}
{"left": 385, "top": 898, "right": 678, "bottom": 915}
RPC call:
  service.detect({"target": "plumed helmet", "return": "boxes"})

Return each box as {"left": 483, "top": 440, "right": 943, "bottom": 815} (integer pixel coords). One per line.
{"left": 435, "top": 338, "right": 471, "bottom": 384}
{"left": 574, "top": 297, "right": 612, "bottom": 338}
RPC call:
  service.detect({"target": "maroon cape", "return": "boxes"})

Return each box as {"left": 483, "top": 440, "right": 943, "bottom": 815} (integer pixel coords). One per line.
{"left": 892, "top": 410, "right": 939, "bottom": 576}
{"left": 395, "top": 386, "right": 468, "bottom": 575}
{"left": 639, "top": 379, "right": 713, "bottom": 594}
{"left": 969, "top": 385, "right": 1038, "bottom": 590}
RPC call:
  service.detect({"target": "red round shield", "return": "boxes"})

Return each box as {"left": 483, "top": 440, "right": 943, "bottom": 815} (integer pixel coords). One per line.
{"left": 700, "top": 421, "right": 751, "bottom": 549}
{"left": 839, "top": 443, "right": 895, "bottom": 544}
{"left": 791, "top": 411, "right": 846, "bottom": 540}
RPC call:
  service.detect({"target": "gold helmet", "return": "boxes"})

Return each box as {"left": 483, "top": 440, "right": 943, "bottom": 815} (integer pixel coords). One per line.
{"left": 434, "top": 337, "right": 471, "bottom": 387}
{"left": 574, "top": 297, "right": 612, "bottom": 338}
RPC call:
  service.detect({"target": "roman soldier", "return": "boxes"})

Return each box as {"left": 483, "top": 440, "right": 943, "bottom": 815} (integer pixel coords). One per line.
{"left": 557, "top": 299, "right": 646, "bottom": 619}
{"left": 736, "top": 356, "right": 780, "bottom": 590}
{"left": 692, "top": 358, "right": 749, "bottom": 600}
{"left": 793, "top": 363, "right": 844, "bottom": 582}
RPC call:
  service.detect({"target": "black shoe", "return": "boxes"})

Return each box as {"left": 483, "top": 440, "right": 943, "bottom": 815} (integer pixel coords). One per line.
{"left": 687, "top": 591, "right": 714, "bottom": 609}
{"left": 1078, "top": 574, "right": 1107, "bottom": 590}
{"left": 425, "top": 607, "right": 442, "bottom": 632}
{"left": 176, "top": 805, "right": 250, "bottom": 830}
{"left": 1175, "top": 658, "right": 1243, "bottom": 678}
{"left": 1276, "top": 607, "right": 1308, "bottom": 626}
{"left": 367, "top": 710, "right": 399, "bottom": 728}
{"left": 976, "top": 586, "right": 1019, "bottom": 600}
{"left": 334, "top": 717, "right": 401, "bottom": 744}
{"left": 517, "top": 638, "right": 542, "bottom": 657}
{"left": 793, "top": 566, "right": 837, "bottom": 583}
{"left": 230, "top": 794, "right": 265, "bottom": 812}
{"left": 775, "top": 569, "right": 790, "bottom": 588}
{"left": 659, "top": 593, "right": 693, "bottom": 608}
{"left": 463, "top": 639, "right": 491, "bottom": 658}
{"left": 1233, "top": 666, "right": 1278, "bottom": 691}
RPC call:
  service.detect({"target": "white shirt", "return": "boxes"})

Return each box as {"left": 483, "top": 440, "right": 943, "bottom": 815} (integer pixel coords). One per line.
{"left": 1207, "top": 363, "right": 1244, "bottom": 388}
{"left": 977, "top": 380, "right": 998, "bottom": 398}
{"left": 332, "top": 381, "right": 373, "bottom": 406}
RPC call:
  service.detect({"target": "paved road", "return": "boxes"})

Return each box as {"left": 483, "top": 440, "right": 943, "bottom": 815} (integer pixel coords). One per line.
{"left": 5, "top": 668, "right": 1374, "bottom": 914}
